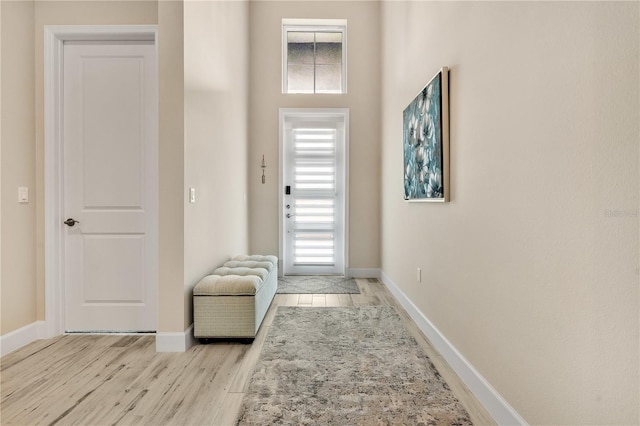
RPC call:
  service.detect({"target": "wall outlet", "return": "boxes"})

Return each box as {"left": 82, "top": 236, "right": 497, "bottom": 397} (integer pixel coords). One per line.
{"left": 189, "top": 187, "right": 196, "bottom": 203}
{"left": 417, "top": 267, "right": 422, "bottom": 283}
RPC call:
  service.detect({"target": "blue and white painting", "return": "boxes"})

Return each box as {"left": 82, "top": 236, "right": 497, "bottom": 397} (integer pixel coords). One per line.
{"left": 403, "top": 69, "right": 447, "bottom": 201}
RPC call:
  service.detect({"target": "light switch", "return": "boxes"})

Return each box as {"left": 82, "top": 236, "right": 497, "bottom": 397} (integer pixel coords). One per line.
{"left": 189, "top": 187, "right": 196, "bottom": 203}
{"left": 18, "top": 187, "right": 29, "bottom": 203}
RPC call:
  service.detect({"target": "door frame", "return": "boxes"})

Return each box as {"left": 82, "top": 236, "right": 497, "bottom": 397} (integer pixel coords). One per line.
{"left": 278, "top": 108, "right": 349, "bottom": 277}
{"left": 43, "top": 25, "right": 158, "bottom": 338}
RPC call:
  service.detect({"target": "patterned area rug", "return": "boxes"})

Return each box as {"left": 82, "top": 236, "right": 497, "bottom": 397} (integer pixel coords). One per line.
{"left": 236, "top": 307, "right": 472, "bottom": 425}
{"left": 276, "top": 275, "right": 360, "bottom": 294}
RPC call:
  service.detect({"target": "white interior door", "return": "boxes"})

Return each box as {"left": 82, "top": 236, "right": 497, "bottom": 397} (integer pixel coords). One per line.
{"left": 281, "top": 110, "right": 348, "bottom": 275}
{"left": 63, "top": 41, "right": 158, "bottom": 332}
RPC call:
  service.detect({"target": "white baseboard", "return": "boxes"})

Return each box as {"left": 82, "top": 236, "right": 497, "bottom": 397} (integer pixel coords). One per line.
{"left": 348, "top": 268, "right": 381, "bottom": 279}
{"left": 380, "top": 270, "right": 528, "bottom": 426}
{"left": 1, "top": 321, "right": 47, "bottom": 357}
{"left": 3, "top": 321, "right": 197, "bottom": 355}
{"left": 155, "top": 323, "right": 195, "bottom": 352}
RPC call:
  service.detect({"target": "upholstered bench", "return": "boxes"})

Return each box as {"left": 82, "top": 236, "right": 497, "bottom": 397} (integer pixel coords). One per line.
{"left": 193, "top": 255, "right": 277, "bottom": 341}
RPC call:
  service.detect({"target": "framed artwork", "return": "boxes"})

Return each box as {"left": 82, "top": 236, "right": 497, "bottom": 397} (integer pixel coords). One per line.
{"left": 403, "top": 67, "right": 449, "bottom": 202}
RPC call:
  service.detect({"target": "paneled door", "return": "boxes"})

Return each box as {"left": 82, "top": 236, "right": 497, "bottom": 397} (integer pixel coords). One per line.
{"left": 63, "top": 41, "right": 158, "bottom": 332}
{"left": 280, "top": 109, "right": 348, "bottom": 275}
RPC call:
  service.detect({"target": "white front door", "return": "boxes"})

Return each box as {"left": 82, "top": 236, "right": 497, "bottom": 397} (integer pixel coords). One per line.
{"left": 63, "top": 41, "right": 158, "bottom": 332}
{"left": 280, "top": 109, "right": 348, "bottom": 275}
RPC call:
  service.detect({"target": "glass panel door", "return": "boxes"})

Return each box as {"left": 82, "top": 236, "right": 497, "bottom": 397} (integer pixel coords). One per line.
{"left": 281, "top": 111, "right": 347, "bottom": 275}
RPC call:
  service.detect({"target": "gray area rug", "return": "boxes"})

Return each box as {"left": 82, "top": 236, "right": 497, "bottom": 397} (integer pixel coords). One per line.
{"left": 277, "top": 275, "right": 360, "bottom": 294}
{"left": 236, "top": 307, "right": 472, "bottom": 425}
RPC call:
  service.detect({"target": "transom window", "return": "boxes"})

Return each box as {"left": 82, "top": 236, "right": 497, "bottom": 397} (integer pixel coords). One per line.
{"left": 282, "top": 20, "right": 347, "bottom": 94}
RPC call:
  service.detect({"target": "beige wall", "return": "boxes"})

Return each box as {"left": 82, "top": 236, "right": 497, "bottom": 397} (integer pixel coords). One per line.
{"left": 157, "top": 0, "right": 185, "bottom": 333}
{"left": 1, "top": 0, "right": 36, "bottom": 334}
{"left": 0, "top": 0, "right": 3, "bottom": 335}
{"left": 0, "top": 0, "right": 250, "bottom": 336}
{"left": 380, "top": 2, "right": 639, "bottom": 424}
{"left": 183, "top": 0, "right": 249, "bottom": 328}
{"left": 248, "top": 1, "right": 381, "bottom": 269}
{"left": 0, "top": 0, "right": 190, "bottom": 335}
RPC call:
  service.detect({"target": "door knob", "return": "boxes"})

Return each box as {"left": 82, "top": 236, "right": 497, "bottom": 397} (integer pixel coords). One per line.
{"left": 286, "top": 213, "right": 294, "bottom": 218}
{"left": 64, "top": 218, "right": 80, "bottom": 227}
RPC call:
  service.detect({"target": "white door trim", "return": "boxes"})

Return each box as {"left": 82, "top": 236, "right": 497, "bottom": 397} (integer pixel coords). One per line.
{"left": 43, "top": 25, "right": 158, "bottom": 338}
{"left": 278, "top": 108, "right": 349, "bottom": 277}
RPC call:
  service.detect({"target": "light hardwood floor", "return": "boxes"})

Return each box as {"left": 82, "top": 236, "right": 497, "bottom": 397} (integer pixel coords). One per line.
{"left": 1, "top": 279, "right": 495, "bottom": 425}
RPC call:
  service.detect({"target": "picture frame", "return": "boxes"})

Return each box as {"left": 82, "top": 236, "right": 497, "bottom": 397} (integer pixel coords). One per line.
{"left": 403, "top": 67, "right": 449, "bottom": 202}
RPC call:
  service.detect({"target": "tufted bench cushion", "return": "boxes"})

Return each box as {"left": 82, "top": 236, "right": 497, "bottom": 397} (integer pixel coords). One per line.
{"left": 211, "top": 266, "right": 269, "bottom": 281}
{"left": 222, "top": 260, "right": 274, "bottom": 272}
{"left": 232, "top": 254, "right": 278, "bottom": 265}
{"left": 193, "top": 274, "right": 263, "bottom": 296}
